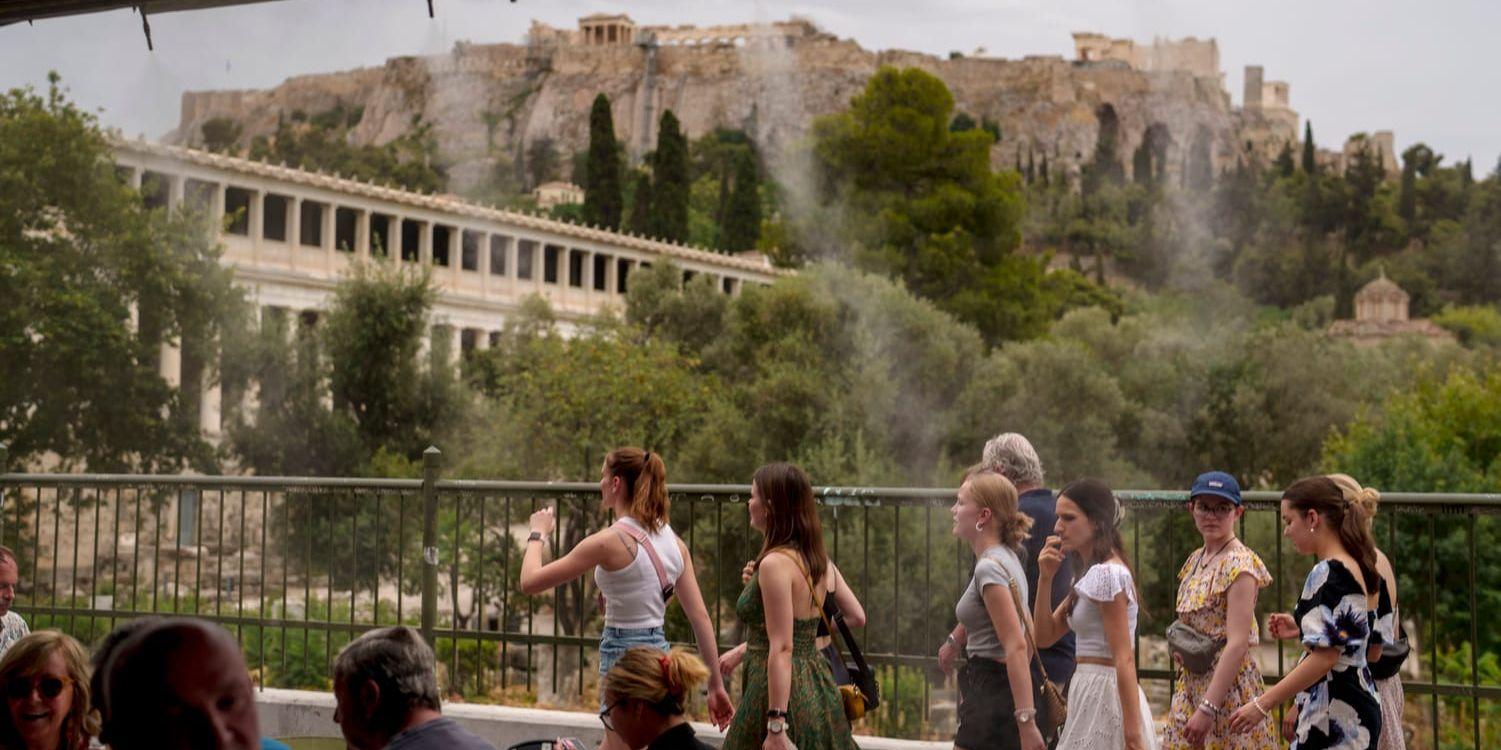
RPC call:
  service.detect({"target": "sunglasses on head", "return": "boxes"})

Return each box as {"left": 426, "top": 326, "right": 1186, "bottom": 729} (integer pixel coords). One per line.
{"left": 5, "top": 675, "right": 71, "bottom": 700}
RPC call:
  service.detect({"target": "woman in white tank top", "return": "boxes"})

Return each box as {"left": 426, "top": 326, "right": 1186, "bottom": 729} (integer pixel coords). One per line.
{"left": 519, "top": 448, "right": 734, "bottom": 747}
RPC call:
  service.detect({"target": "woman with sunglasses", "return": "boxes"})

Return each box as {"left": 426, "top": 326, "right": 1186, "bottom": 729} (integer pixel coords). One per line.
{"left": 0, "top": 631, "right": 97, "bottom": 750}
{"left": 1163, "top": 472, "right": 1276, "bottom": 750}
{"left": 599, "top": 647, "right": 714, "bottom": 750}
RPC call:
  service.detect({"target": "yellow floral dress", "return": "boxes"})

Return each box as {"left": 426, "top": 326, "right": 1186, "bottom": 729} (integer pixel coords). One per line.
{"left": 1163, "top": 543, "right": 1280, "bottom": 750}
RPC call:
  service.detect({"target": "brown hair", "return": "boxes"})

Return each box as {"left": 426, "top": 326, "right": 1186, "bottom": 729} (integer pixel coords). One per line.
{"left": 606, "top": 447, "right": 670, "bottom": 532}
{"left": 601, "top": 646, "right": 708, "bottom": 715}
{"left": 0, "top": 631, "right": 100, "bottom": 749}
{"left": 962, "top": 466, "right": 1033, "bottom": 553}
{"left": 1058, "top": 478, "right": 1139, "bottom": 615}
{"left": 1284, "top": 476, "right": 1380, "bottom": 592}
{"left": 753, "top": 463, "right": 829, "bottom": 586}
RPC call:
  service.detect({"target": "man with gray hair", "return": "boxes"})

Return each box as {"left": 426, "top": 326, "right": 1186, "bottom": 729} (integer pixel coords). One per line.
{"left": 0, "top": 546, "right": 29, "bottom": 659}
{"left": 941, "top": 433, "right": 1076, "bottom": 692}
{"left": 333, "top": 626, "right": 495, "bottom": 750}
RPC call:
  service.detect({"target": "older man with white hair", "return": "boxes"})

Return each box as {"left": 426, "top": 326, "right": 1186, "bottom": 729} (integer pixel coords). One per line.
{"left": 333, "top": 626, "right": 496, "bottom": 750}
{"left": 940, "top": 433, "right": 1076, "bottom": 694}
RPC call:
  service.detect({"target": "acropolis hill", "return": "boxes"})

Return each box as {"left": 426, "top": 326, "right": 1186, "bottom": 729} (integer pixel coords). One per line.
{"left": 167, "top": 14, "right": 1336, "bottom": 194}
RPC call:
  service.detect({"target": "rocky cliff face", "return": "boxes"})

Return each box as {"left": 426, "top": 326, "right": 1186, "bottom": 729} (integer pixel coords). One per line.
{"left": 167, "top": 28, "right": 1291, "bottom": 194}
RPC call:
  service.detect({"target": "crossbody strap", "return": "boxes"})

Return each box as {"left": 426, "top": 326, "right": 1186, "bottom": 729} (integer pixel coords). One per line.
{"left": 613, "top": 520, "right": 673, "bottom": 597}
{"left": 982, "top": 554, "right": 1055, "bottom": 685}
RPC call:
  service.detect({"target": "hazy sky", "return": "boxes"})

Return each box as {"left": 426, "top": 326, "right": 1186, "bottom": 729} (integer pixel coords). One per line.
{"left": 2, "top": 0, "right": 1497, "bottom": 170}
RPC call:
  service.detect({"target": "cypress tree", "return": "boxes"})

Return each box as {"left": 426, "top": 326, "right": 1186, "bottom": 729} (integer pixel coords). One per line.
{"left": 721, "top": 149, "right": 762, "bottom": 252}
{"left": 648, "top": 110, "right": 689, "bottom": 243}
{"left": 1301, "top": 121, "right": 1318, "bottom": 175}
{"left": 583, "top": 94, "right": 623, "bottom": 229}
{"left": 1274, "top": 141, "right": 1296, "bottom": 178}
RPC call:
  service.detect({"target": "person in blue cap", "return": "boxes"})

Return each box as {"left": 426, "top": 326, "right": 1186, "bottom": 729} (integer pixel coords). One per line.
{"left": 1163, "top": 472, "right": 1277, "bottom": 750}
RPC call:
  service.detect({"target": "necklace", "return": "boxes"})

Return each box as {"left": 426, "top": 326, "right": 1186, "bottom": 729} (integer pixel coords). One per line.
{"left": 1193, "top": 538, "right": 1236, "bottom": 578}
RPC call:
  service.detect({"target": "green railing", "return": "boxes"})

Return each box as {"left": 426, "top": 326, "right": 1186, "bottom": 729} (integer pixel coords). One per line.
{"left": 0, "top": 445, "right": 1495, "bottom": 746}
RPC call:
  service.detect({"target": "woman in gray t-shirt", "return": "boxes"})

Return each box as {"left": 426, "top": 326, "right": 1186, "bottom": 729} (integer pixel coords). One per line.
{"left": 944, "top": 468, "right": 1048, "bottom": 750}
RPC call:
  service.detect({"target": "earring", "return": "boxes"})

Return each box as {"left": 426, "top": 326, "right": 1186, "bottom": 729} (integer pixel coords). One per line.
{"left": 975, "top": 521, "right": 985, "bottom": 532}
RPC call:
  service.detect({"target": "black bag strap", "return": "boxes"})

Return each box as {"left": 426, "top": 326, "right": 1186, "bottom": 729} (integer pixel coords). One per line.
{"left": 778, "top": 551, "right": 876, "bottom": 689}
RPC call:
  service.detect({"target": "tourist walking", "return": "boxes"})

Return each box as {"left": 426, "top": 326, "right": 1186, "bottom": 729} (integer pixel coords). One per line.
{"left": 1330, "top": 474, "right": 1406, "bottom": 750}
{"left": 1228, "top": 476, "right": 1386, "bottom": 750}
{"left": 719, "top": 463, "right": 858, "bottom": 750}
{"left": 519, "top": 448, "right": 733, "bottom": 749}
{"left": 1032, "top": 478, "right": 1157, "bottom": 750}
{"left": 1162, "top": 471, "right": 1277, "bottom": 750}
{"left": 945, "top": 468, "right": 1049, "bottom": 750}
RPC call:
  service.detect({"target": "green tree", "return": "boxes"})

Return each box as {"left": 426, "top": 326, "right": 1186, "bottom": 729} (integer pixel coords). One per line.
{"left": 0, "top": 74, "right": 242, "bottom": 472}
{"left": 582, "top": 94, "right": 623, "bottom": 229}
{"left": 720, "top": 149, "right": 762, "bottom": 252}
{"left": 648, "top": 110, "right": 689, "bottom": 243}
{"left": 321, "top": 262, "right": 464, "bottom": 461}
{"left": 809, "top": 66, "right": 1084, "bottom": 343}
{"left": 247, "top": 109, "right": 444, "bottom": 194}
{"left": 1301, "top": 120, "right": 1318, "bottom": 175}
{"left": 624, "top": 262, "right": 729, "bottom": 357}
{"left": 1273, "top": 142, "right": 1296, "bottom": 178}
{"left": 199, "top": 117, "right": 243, "bottom": 154}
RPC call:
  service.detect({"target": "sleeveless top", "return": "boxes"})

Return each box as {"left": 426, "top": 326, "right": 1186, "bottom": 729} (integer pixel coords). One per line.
{"left": 1067, "top": 562, "right": 1138, "bottom": 659}
{"left": 594, "top": 517, "right": 685, "bottom": 628}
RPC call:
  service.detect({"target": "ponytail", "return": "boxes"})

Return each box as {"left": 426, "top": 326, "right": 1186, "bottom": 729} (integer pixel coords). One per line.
{"left": 1285, "top": 476, "right": 1380, "bottom": 592}
{"left": 1328, "top": 473, "right": 1382, "bottom": 528}
{"left": 602, "top": 647, "right": 708, "bottom": 715}
{"left": 606, "top": 448, "right": 670, "bottom": 531}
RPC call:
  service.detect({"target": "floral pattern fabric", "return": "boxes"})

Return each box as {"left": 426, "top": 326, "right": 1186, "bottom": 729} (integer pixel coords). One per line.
{"left": 1162, "top": 544, "right": 1279, "bottom": 750}
{"left": 1291, "top": 560, "right": 1385, "bottom": 750}
{"left": 720, "top": 570, "right": 858, "bottom": 750}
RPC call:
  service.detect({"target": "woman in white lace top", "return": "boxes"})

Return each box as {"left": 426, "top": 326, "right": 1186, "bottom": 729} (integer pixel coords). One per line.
{"left": 1032, "top": 478, "right": 1158, "bottom": 750}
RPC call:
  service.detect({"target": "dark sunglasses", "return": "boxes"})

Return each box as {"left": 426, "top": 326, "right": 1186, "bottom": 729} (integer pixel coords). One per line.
{"left": 5, "top": 675, "right": 71, "bottom": 700}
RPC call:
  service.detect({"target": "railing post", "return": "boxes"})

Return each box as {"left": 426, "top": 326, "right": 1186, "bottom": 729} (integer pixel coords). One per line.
{"left": 420, "top": 445, "right": 442, "bottom": 647}
{"left": 0, "top": 443, "right": 8, "bottom": 473}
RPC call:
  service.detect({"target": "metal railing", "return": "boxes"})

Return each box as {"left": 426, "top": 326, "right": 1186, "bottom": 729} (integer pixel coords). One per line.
{"left": 0, "top": 446, "right": 1495, "bottom": 746}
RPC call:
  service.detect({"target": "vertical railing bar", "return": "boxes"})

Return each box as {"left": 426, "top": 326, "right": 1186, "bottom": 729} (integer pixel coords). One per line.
{"left": 452, "top": 494, "right": 462, "bottom": 696}
{"left": 237, "top": 490, "right": 246, "bottom": 646}
{"left": 397, "top": 493, "right": 406, "bottom": 624}
{"left": 527, "top": 495, "right": 536, "bottom": 694}
{"left": 503, "top": 494, "right": 512, "bottom": 691}
{"left": 151, "top": 487, "right": 162, "bottom": 614}
{"left": 326, "top": 493, "right": 336, "bottom": 679}
{"left": 111, "top": 486, "right": 122, "bottom": 631}
{"left": 924, "top": 503, "right": 932, "bottom": 724}
{"left": 90, "top": 485, "right": 101, "bottom": 640}
{"left": 31, "top": 484, "right": 40, "bottom": 618}
{"left": 1428, "top": 512, "right": 1439, "bottom": 750}
{"left": 258, "top": 490, "right": 268, "bottom": 690}
{"left": 892, "top": 503, "right": 900, "bottom": 723}
{"left": 350, "top": 491, "right": 358, "bottom": 641}
{"left": 1467, "top": 511, "right": 1479, "bottom": 750}
{"left": 131, "top": 488, "right": 142, "bottom": 613}
{"left": 714, "top": 496, "right": 723, "bottom": 640}
{"left": 67, "top": 484, "right": 81, "bottom": 635}
{"left": 478, "top": 494, "right": 487, "bottom": 697}
{"left": 373, "top": 492, "right": 382, "bottom": 625}
{"left": 1167, "top": 506, "right": 1177, "bottom": 701}
{"left": 215, "top": 489, "right": 225, "bottom": 620}
{"left": 280, "top": 491, "right": 290, "bottom": 686}
{"left": 1133, "top": 505, "right": 1141, "bottom": 662}
{"left": 51, "top": 485, "right": 62, "bottom": 618}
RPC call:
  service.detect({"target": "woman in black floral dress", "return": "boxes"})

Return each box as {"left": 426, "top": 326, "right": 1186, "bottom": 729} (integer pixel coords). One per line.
{"left": 1229, "top": 477, "right": 1384, "bottom": 750}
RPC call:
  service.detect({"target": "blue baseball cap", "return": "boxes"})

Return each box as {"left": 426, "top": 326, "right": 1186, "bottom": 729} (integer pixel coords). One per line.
{"left": 1190, "top": 471, "right": 1242, "bottom": 506}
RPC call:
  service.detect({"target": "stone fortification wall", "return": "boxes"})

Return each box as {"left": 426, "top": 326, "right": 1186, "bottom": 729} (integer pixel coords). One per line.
{"left": 168, "top": 20, "right": 1286, "bottom": 195}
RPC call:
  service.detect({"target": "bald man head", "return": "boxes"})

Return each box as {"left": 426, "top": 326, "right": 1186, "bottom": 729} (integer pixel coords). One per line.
{"left": 101, "top": 619, "right": 260, "bottom": 750}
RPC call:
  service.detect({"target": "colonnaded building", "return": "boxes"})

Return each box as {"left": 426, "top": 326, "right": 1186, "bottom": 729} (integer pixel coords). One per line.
{"left": 111, "top": 137, "right": 787, "bottom": 439}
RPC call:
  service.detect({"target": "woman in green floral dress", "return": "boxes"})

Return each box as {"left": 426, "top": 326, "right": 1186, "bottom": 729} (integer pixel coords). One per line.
{"left": 719, "top": 463, "right": 858, "bottom": 750}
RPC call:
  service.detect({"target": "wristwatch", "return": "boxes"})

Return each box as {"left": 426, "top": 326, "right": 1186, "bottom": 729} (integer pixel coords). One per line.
{"left": 527, "top": 531, "right": 545, "bottom": 544}
{"left": 766, "top": 709, "right": 788, "bottom": 735}
{"left": 1015, "top": 709, "right": 1036, "bottom": 726}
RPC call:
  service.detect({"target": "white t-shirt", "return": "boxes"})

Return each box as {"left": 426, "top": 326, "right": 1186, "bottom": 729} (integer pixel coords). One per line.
{"left": 1067, "top": 562, "right": 1137, "bottom": 659}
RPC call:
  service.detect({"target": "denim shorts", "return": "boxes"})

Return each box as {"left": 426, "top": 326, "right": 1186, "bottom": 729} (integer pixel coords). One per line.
{"left": 598, "top": 626, "right": 669, "bottom": 707}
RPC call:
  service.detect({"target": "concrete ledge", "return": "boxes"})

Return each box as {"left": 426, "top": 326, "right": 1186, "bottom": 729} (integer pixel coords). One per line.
{"left": 256, "top": 688, "right": 946, "bottom": 750}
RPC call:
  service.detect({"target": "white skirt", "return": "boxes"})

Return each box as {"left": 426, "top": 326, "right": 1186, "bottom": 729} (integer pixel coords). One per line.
{"left": 1056, "top": 663, "right": 1159, "bottom": 750}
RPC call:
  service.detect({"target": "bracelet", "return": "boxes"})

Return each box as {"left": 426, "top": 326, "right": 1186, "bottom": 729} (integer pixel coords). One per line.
{"left": 1251, "top": 696, "right": 1269, "bottom": 718}
{"left": 1013, "top": 708, "right": 1037, "bottom": 720}
{"left": 1198, "top": 699, "right": 1222, "bottom": 717}
{"left": 945, "top": 634, "right": 958, "bottom": 647}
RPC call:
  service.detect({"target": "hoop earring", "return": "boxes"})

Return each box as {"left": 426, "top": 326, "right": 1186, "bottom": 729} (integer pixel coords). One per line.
{"left": 975, "top": 521, "right": 985, "bottom": 532}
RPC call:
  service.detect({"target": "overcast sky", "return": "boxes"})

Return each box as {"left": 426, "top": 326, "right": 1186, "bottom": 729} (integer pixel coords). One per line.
{"left": 2, "top": 0, "right": 1497, "bottom": 170}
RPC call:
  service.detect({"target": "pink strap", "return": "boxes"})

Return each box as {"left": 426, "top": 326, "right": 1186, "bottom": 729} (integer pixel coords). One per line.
{"left": 613, "top": 520, "right": 673, "bottom": 596}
